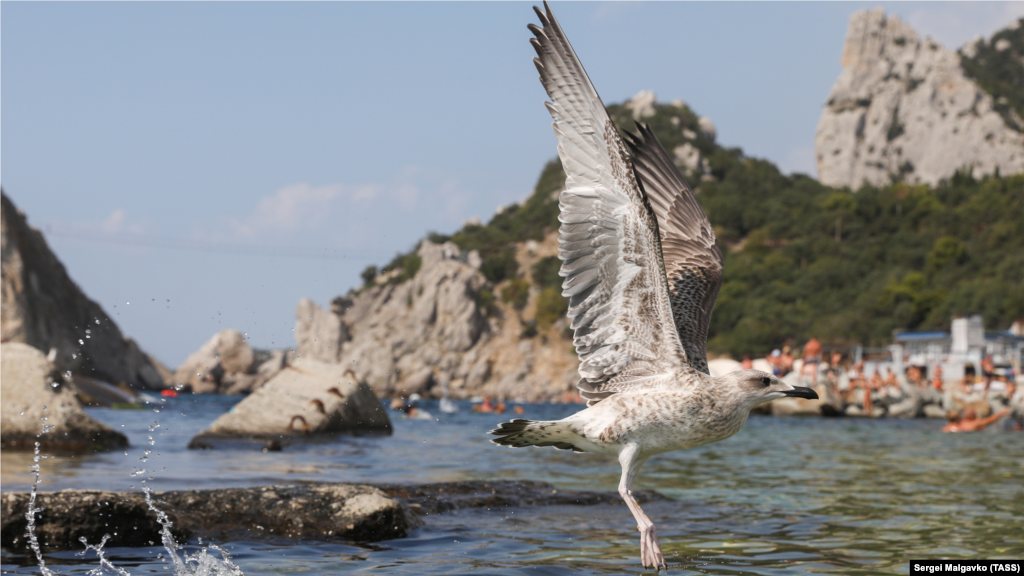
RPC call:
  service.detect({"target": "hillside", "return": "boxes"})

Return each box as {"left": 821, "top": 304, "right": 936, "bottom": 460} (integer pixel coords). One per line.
{"left": 960, "top": 18, "right": 1024, "bottom": 133}
{"left": 360, "top": 96, "right": 1023, "bottom": 364}
{"left": 815, "top": 10, "right": 1024, "bottom": 189}
{"left": 1, "top": 192, "right": 170, "bottom": 390}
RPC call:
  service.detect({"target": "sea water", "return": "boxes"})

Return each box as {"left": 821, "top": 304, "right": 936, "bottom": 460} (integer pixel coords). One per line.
{"left": 2, "top": 395, "right": 1023, "bottom": 575}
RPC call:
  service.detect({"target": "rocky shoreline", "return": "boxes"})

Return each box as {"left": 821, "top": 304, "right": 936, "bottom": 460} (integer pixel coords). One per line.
{"left": 0, "top": 480, "right": 664, "bottom": 553}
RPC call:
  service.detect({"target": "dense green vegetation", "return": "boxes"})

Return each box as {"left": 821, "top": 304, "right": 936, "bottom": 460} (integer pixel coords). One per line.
{"left": 960, "top": 17, "right": 1024, "bottom": 132}
{"left": 358, "top": 96, "right": 1023, "bottom": 357}
{"left": 702, "top": 168, "right": 1024, "bottom": 355}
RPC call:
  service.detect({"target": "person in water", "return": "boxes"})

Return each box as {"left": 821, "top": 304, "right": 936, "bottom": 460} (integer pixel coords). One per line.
{"left": 942, "top": 406, "right": 1009, "bottom": 433}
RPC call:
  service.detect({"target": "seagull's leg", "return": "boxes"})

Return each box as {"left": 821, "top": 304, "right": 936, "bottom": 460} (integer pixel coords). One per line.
{"left": 618, "top": 443, "right": 664, "bottom": 569}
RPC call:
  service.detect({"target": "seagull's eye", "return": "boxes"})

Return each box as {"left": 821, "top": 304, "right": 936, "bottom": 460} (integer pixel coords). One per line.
{"left": 760, "top": 377, "right": 771, "bottom": 387}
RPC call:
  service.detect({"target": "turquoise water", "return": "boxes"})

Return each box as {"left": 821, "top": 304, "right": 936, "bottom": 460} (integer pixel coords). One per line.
{"left": 2, "top": 395, "right": 1023, "bottom": 574}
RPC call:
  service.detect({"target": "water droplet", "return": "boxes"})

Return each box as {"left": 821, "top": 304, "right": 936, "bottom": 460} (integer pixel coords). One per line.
{"left": 95, "top": 319, "right": 101, "bottom": 325}
{"left": 78, "top": 339, "right": 84, "bottom": 345}
{"left": 51, "top": 382, "right": 59, "bottom": 388}
{"left": 64, "top": 371, "right": 71, "bottom": 378}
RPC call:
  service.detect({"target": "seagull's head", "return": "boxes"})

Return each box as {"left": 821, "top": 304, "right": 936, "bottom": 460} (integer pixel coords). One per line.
{"left": 716, "top": 369, "right": 819, "bottom": 408}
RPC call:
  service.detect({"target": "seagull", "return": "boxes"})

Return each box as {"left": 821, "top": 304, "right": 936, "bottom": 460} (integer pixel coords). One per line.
{"left": 490, "top": 3, "right": 819, "bottom": 570}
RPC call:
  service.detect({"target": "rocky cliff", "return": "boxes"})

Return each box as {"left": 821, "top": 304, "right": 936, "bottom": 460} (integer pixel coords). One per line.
{"left": 815, "top": 9, "right": 1024, "bottom": 189}
{"left": 1, "top": 192, "right": 169, "bottom": 390}
{"left": 295, "top": 240, "right": 580, "bottom": 402}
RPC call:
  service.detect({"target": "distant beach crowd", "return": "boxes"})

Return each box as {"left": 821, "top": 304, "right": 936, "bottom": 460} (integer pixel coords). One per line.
{"left": 741, "top": 338, "right": 1022, "bottom": 431}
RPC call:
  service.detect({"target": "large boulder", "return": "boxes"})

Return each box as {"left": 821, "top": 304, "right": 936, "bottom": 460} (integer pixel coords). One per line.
{"left": 815, "top": 10, "right": 1024, "bottom": 188}
{"left": 1, "top": 192, "right": 167, "bottom": 390}
{"left": 0, "top": 484, "right": 414, "bottom": 552}
{"left": 189, "top": 358, "right": 391, "bottom": 448}
{"left": 295, "top": 297, "right": 349, "bottom": 363}
{"left": 171, "top": 329, "right": 279, "bottom": 394}
{"left": 1, "top": 343, "right": 128, "bottom": 452}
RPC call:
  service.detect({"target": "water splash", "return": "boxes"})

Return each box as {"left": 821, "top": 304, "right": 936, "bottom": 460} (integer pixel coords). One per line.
{"left": 26, "top": 418, "right": 245, "bottom": 576}
{"left": 25, "top": 433, "right": 57, "bottom": 576}
{"left": 140, "top": 481, "right": 244, "bottom": 576}
{"left": 77, "top": 535, "right": 129, "bottom": 576}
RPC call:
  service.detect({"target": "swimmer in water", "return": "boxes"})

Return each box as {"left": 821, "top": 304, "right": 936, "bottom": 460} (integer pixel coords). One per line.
{"left": 942, "top": 406, "right": 1009, "bottom": 433}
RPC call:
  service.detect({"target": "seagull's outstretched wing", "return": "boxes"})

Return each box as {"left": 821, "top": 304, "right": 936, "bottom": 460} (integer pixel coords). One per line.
{"left": 623, "top": 125, "right": 723, "bottom": 375}
{"left": 529, "top": 2, "right": 691, "bottom": 405}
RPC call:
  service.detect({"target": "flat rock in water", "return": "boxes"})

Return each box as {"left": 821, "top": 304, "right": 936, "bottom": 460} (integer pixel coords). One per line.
{"left": 0, "top": 481, "right": 668, "bottom": 552}
{"left": 188, "top": 358, "right": 391, "bottom": 449}
{"left": 0, "top": 343, "right": 128, "bottom": 453}
{"left": 378, "top": 480, "right": 666, "bottom": 515}
{"left": 0, "top": 484, "right": 414, "bottom": 552}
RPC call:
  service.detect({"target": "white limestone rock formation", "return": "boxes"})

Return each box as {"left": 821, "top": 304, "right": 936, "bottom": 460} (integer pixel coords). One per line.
{"left": 815, "top": 9, "right": 1024, "bottom": 188}
{"left": 1, "top": 342, "right": 128, "bottom": 452}
{"left": 189, "top": 358, "right": 391, "bottom": 448}
{"left": 1, "top": 192, "right": 170, "bottom": 390}
{"left": 294, "top": 297, "right": 349, "bottom": 363}
{"left": 626, "top": 90, "right": 657, "bottom": 120}
{"left": 172, "top": 328, "right": 281, "bottom": 394}
{"left": 296, "top": 240, "right": 581, "bottom": 402}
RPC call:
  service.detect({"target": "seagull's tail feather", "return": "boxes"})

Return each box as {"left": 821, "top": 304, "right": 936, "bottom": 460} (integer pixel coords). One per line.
{"left": 489, "top": 418, "right": 584, "bottom": 452}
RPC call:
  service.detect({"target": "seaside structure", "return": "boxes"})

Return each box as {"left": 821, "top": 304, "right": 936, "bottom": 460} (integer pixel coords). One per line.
{"left": 893, "top": 315, "right": 1024, "bottom": 380}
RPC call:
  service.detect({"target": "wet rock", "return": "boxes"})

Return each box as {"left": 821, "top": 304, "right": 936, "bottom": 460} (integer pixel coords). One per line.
{"left": 378, "top": 480, "right": 666, "bottom": 515}
{"left": 188, "top": 358, "right": 391, "bottom": 448}
{"left": 0, "top": 484, "right": 414, "bottom": 552}
{"left": 67, "top": 374, "right": 139, "bottom": 407}
{"left": 0, "top": 343, "right": 128, "bottom": 452}
{"left": 0, "top": 192, "right": 168, "bottom": 390}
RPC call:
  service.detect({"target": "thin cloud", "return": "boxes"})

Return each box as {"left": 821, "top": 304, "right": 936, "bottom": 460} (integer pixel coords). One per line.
{"left": 591, "top": 2, "right": 634, "bottom": 22}
{"left": 101, "top": 208, "right": 127, "bottom": 233}
{"left": 230, "top": 182, "right": 381, "bottom": 239}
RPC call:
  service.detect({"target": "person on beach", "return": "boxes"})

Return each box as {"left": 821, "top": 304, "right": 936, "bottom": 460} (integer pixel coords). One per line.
{"left": 768, "top": 349, "right": 782, "bottom": 376}
{"left": 942, "top": 406, "right": 1010, "bottom": 433}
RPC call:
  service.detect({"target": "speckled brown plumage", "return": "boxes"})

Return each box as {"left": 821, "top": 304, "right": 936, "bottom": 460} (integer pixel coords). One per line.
{"left": 493, "top": 3, "right": 817, "bottom": 570}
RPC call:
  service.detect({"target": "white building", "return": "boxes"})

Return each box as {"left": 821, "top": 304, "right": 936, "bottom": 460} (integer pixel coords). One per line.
{"left": 892, "top": 315, "right": 1023, "bottom": 380}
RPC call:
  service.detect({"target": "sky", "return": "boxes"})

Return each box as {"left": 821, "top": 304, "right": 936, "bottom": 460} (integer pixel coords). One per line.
{"left": 3, "top": 1, "right": 1022, "bottom": 368}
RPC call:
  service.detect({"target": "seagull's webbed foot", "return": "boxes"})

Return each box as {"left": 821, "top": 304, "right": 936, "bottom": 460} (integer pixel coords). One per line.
{"left": 639, "top": 521, "right": 666, "bottom": 570}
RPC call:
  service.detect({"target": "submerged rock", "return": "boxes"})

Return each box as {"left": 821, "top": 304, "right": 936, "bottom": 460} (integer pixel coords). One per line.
{"left": 188, "top": 358, "right": 391, "bottom": 448}
{"left": 0, "top": 343, "right": 128, "bottom": 452}
{"left": 0, "top": 484, "right": 414, "bottom": 552}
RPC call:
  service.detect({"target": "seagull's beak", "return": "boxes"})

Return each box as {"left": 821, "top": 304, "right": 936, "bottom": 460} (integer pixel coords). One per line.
{"left": 782, "top": 386, "right": 819, "bottom": 400}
